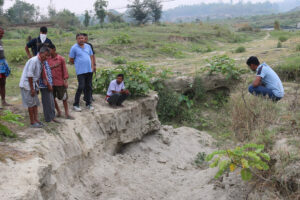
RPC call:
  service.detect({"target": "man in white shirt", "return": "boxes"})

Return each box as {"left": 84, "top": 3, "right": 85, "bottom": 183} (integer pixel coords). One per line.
{"left": 106, "top": 74, "right": 129, "bottom": 107}
{"left": 19, "top": 46, "right": 50, "bottom": 128}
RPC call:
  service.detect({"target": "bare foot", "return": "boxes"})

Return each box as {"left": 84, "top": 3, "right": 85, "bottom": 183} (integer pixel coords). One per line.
{"left": 52, "top": 118, "right": 61, "bottom": 123}
{"left": 2, "top": 102, "right": 12, "bottom": 106}
{"left": 65, "top": 115, "right": 75, "bottom": 120}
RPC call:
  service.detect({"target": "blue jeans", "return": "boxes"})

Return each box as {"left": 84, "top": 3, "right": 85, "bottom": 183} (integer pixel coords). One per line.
{"left": 248, "top": 85, "right": 281, "bottom": 101}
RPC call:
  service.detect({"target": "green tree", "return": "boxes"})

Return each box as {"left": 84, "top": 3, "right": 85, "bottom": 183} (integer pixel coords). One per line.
{"left": 0, "top": 0, "right": 4, "bottom": 15}
{"left": 146, "top": 0, "right": 162, "bottom": 23}
{"left": 6, "top": 0, "right": 38, "bottom": 24}
{"left": 84, "top": 10, "right": 91, "bottom": 27}
{"left": 51, "top": 9, "right": 80, "bottom": 29}
{"left": 127, "top": 0, "right": 149, "bottom": 25}
{"left": 94, "top": 0, "right": 108, "bottom": 25}
{"left": 274, "top": 20, "right": 280, "bottom": 30}
{"left": 107, "top": 11, "right": 124, "bottom": 23}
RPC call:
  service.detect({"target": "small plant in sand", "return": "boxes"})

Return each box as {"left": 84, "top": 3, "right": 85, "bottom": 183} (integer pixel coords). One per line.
{"left": 0, "top": 110, "right": 24, "bottom": 140}
{"left": 206, "top": 143, "right": 270, "bottom": 181}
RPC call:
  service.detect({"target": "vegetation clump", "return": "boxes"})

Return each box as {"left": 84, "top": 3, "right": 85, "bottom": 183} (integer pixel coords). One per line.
{"left": 203, "top": 55, "right": 243, "bottom": 80}
{"left": 112, "top": 56, "right": 127, "bottom": 65}
{"left": 235, "top": 46, "right": 246, "bottom": 53}
{"left": 206, "top": 143, "right": 270, "bottom": 181}
{"left": 109, "top": 33, "right": 133, "bottom": 45}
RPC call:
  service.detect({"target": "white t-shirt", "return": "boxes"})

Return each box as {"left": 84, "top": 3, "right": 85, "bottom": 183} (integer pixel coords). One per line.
{"left": 107, "top": 80, "right": 125, "bottom": 96}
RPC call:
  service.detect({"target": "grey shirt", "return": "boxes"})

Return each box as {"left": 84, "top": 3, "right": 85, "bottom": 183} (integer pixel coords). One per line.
{"left": 19, "top": 56, "right": 42, "bottom": 90}
{"left": 0, "top": 40, "right": 5, "bottom": 59}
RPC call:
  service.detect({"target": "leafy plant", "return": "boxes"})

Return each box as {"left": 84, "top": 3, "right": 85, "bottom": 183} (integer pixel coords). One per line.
{"left": 278, "top": 36, "right": 288, "bottom": 42}
{"left": 206, "top": 143, "right": 270, "bottom": 181}
{"left": 113, "top": 56, "right": 127, "bottom": 65}
{"left": 93, "top": 62, "right": 155, "bottom": 97}
{"left": 277, "top": 42, "right": 282, "bottom": 48}
{"left": 0, "top": 110, "right": 24, "bottom": 140}
{"left": 296, "top": 44, "right": 300, "bottom": 52}
{"left": 203, "top": 55, "right": 242, "bottom": 80}
{"left": 195, "top": 152, "right": 207, "bottom": 167}
{"left": 235, "top": 46, "right": 246, "bottom": 53}
{"left": 109, "top": 33, "right": 132, "bottom": 44}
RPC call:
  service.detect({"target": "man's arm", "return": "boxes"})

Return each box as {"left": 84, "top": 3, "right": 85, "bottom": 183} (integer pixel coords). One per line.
{"left": 69, "top": 58, "right": 74, "bottom": 64}
{"left": 252, "top": 76, "right": 262, "bottom": 88}
{"left": 62, "top": 58, "right": 69, "bottom": 88}
{"left": 90, "top": 55, "right": 96, "bottom": 72}
{"left": 25, "top": 46, "right": 32, "bottom": 59}
{"left": 28, "top": 77, "right": 35, "bottom": 97}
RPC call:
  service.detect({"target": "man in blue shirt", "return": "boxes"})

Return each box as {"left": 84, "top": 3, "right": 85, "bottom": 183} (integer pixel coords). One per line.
{"left": 247, "top": 56, "right": 284, "bottom": 101}
{"left": 69, "top": 33, "right": 95, "bottom": 111}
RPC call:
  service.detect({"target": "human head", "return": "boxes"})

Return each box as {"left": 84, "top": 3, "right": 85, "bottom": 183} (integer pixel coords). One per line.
{"left": 39, "top": 46, "right": 50, "bottom": 61}
{"left": 116, "top": 74, "right": 124, "bottom": 84}
{"left": 246, "top": 56, "right": 260, "bottom": 72}
{"left": 76, "top": 33, "right": 85, "bottom": 45}
{"left": 48, "top": 43, "right": 56, "bottom": 56}
{"left": 40, "top": 26, "right": 48, "bottom": 34}
{"left": 82, "top": 33, "right": 88, "bottom": 43}
{"left": 0, "top": 27, "right": 4, "bottom": 40}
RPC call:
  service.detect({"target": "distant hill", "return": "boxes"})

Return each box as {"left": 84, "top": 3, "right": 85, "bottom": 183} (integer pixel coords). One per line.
{"left": 162, "top": 2, "right": 279, "bottom": 22}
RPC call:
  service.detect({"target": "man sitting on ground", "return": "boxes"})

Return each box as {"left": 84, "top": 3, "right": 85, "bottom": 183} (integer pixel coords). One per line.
{"left": 47, "top": 44, "right": 74, "bottom": 120}
{"left": 247, "top": 56, "right": 284, "bottom": 101}
{"left": 19, "top": 46, "right": 49, "bottom": 128}
{"left": 106, "top": 74, "right": 129, "bottom": 107}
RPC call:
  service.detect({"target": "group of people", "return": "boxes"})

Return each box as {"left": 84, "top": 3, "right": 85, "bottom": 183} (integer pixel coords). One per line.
{"left": 0, "top": 26, "right": 284, "bottom": 128}
{"left": 22, "top": 26, "right": 129, "bottom": 128}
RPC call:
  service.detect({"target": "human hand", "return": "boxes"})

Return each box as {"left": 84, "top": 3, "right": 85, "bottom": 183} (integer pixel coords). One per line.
{"left": 64, "top": 80, "right": 68, "bottom": 88}
{"left": 48, "top": 85, "right": 53, "bottom": 92}
{"left": 30, "top": 89, "right": 36, "bottom": 97}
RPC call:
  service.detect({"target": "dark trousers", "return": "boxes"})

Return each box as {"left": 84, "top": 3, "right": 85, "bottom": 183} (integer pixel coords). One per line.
{"left": 84, "top": 72, "right": 94, "bottom": 102}
{"left": 108, "top": 93, "right": 128, "bottom": 106}
{"left": 40, "top": 88, "right": 56, "bottom": 122}
{"left": 248, "top": 85, "right": 281, "bottom": 101}
{"left": 74, "top": 72, "right": 93, "bottom": 107}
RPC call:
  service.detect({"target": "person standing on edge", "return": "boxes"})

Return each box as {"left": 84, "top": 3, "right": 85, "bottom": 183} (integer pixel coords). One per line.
{"left": 83, "top": 33, "right": 96, "bottom": 102}
{"left": 69, "top": 33, "right": 95, "bottom": 111}
{"left": 19, "top": 46, "right": 50, "bottom": 128}
{"left": 39, "top": 50, "right": 59, "bottom": 123}
{"left": 247, "top": 56, "right": 284, "bottom": 101}
{"left": 0, "top": 27, "right": 12, "bottom": 108}
{"left": 106, "top": 74, "right": 130, "bottom": 107}
{"left": 25, "top": 26, "right": 53, "bottom": 58}
{"left": 47, "top": 44, "right": 74, "bottom": 120}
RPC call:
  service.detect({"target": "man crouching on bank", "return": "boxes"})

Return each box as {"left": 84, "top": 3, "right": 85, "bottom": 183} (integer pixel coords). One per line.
{"left": 106, "top": 74, "right": 129, "bottom": 107}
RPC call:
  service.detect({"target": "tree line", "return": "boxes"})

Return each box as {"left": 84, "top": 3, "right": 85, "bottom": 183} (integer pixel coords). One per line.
{"left": 0, "top": 0, "right": 163, "bottom": 28}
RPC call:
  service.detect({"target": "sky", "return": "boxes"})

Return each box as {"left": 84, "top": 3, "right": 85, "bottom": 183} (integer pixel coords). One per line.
{"left": 3, "top": 0, "right": 282, "bottom": 15}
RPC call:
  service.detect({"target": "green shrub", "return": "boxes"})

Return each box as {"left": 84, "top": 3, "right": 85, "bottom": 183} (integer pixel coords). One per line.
{"left": 109, "top": 33, "right": 132, "bottom": 44}
{"left": 157, "top": 87, "right": 194, "bottom": 123}
{"left": 275, "top": 55, "right": 300, "bottom": 81}
{"left": 277, "top": 42, "right": 282, "bottom": 48}
{"left": 93, "top": 62, "right": 155, "bottom": 97}
{"left": 193, "top": 76, "right": 206, "bottom": 101}
{"left": 203, "top": 55, "right": 242, "bottom": 80}
{"left": 6, "top": 48, "right": 27, "bottom": 63}
{"left": 235, "top": 46, "right": 246, "bottom": 53}
{"left": 112, "top": 56, "right": 127, "bottom": 65}
{"left": 206, "top": 143, "right": 270, "bottom": 181}
{"left": 160, "top": 44, "right": 184, "bottom": 58}
{"left": 296, "top": 44, "right": 300, "bottom": 51}
{"left": 191, "top": 45, "right": 212, "bottom": 53}
{"left": 278, "top": 36, "right": 288, "bottom": 42}
{"left": 0, "top": 110, "right": 24, "bottom": 140}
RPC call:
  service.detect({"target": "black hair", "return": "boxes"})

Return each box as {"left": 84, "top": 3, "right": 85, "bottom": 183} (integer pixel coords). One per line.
{"left": 246, "top": 56, "right": 260, "bottom": 66}
{"left": 76, "top": 33, "right": 84, "bottom": 39}
{"left": 40, "top": 26, "right": 48, "bottom": 34}
{"left": 48, "top": 43, "right": 56, "bottom": 49}
{"left": 117, "top": 74, "right": 124, "bottom": 79}
{"left": 82, "top": 33, "right": 88, "bottom": 37}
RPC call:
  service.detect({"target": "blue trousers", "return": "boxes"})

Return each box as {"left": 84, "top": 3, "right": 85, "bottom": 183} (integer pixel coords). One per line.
{"left": 248, "top": 85, "right": 281, "bottom": 101}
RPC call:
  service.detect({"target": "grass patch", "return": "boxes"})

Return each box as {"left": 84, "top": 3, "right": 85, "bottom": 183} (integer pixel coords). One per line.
{"left": 275, "top": 55, "right": 300, "bottom": 81}
{"left": 234, "top": 46, "right": 246, "bottom": 53}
